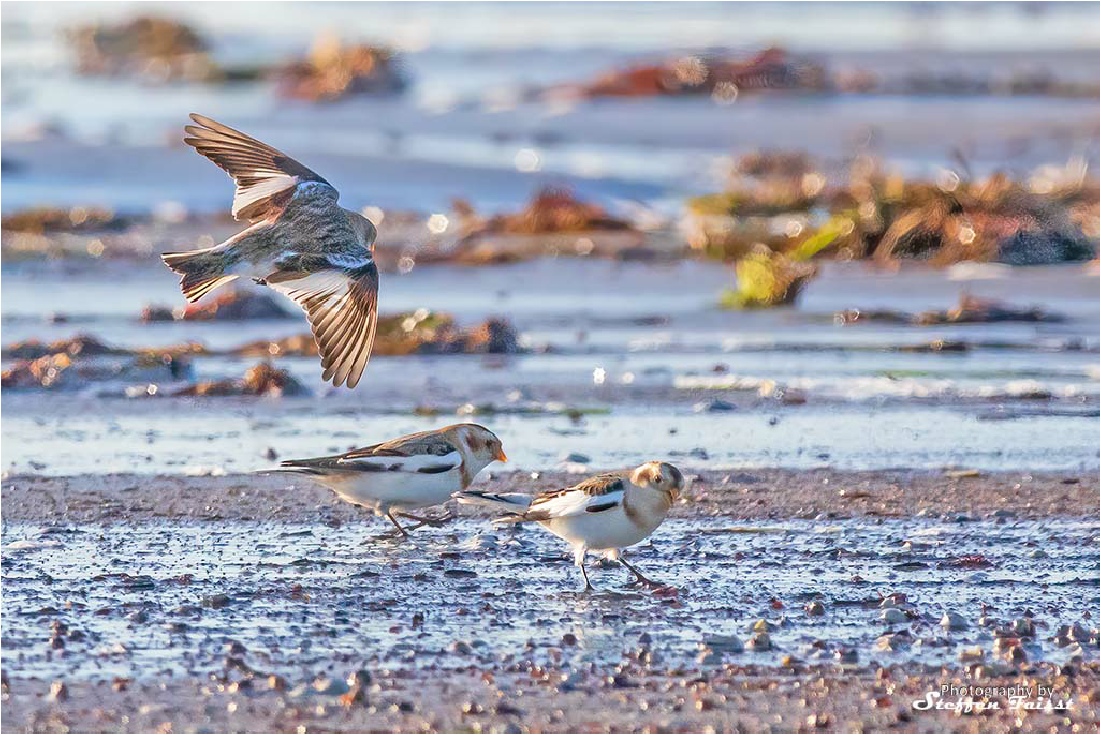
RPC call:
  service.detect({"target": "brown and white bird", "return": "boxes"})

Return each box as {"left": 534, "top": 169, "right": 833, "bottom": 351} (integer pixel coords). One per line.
{"left": 457, "top": 461, "right": 684, "bottom": 590}
{"left": 161, "top": 114, "right": 378, "bottom": 388}
{"left": 273, "top": 423, "right": 507, "bottom": 537}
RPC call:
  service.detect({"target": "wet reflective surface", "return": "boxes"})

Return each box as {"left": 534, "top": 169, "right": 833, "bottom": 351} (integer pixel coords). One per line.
{"left": 3, "top": 517, "right": 1097, "bottom": 683}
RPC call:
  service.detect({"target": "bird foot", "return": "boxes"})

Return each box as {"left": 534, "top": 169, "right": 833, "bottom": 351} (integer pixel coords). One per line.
{"left": 627, "top": 576, "right": 665, "bottom": 591}
{"left": 399, "top": 511, "right": 453, "bottom": 530}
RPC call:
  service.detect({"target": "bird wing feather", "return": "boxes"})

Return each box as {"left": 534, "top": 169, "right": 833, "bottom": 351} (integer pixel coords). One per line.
{"left": 520, "top": 474, "right": 627, "bottom": 520}
{"left": 184, "top": 113, "right": 337, "bottom": 222}
{"left": 266, "top": 262, "right": 378, "bottom": 389}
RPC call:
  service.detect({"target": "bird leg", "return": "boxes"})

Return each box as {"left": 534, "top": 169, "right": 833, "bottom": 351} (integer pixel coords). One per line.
{"left": 579, "top": 562, "right": 595, "bottom": 593}
{"left": 397, "top": 510, "right": 453, "bottom": 530}
{"left": 384, "top": 511, "right": 410, "bottom": 539}
{"left": 620, "top": 558, "right": 664, "bottom": 590}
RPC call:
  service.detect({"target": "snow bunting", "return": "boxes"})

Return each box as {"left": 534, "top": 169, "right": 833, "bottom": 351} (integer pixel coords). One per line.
{"left": 275, "top": 424, "right": 506, "bottom": 537}
{"left": 161, "top": 114, "right": 378, "bottom": 388}
{"left": 457, "top": 461, "right": 684, "bottom": 590}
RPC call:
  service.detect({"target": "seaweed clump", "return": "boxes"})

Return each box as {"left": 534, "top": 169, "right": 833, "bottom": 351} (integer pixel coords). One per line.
{"left": 175, "top": 363, "right": 308, "bottom": 398}
{"left": 69, "top": 16, "right": 218, "bottom": 83}
{"left": 276, "top": 34, "right": 406, "bottom": 101}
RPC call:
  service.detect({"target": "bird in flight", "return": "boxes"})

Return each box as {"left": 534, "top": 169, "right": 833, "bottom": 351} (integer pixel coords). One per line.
{"left": 457, "top": 460, "right": 684, "bottom": 591}
{"left": 273, "top": 423, "right": 507, "bottom": 538}
{"left": 162, "top": 114, "right": 378, "bottom": 388}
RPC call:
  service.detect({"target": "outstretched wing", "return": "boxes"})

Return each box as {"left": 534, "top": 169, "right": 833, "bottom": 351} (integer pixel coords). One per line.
{"left": 184, "top": 113, "right": 337, "bottom": 222}
{"left": 266, "top": 261, "right": 378, "bottom": 389}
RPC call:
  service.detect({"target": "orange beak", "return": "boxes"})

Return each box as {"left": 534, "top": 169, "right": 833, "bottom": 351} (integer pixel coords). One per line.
{"left": 495, "top": 447, "right": 508, "bottom": 462}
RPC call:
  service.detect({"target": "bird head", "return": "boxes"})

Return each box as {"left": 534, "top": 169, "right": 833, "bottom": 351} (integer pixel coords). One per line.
{"left": 350, "top": 212, "right": 378, "bottom": 250}
{"left": 450, "top": 423, "right": 508, "bottom": 469}
{"left": 630, "top": 461, "right": 685, "bottom": 502}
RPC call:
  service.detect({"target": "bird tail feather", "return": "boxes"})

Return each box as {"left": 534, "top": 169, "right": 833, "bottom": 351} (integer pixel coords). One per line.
{"left": 454, "top": 490, "right": 533, "bottom": 521}
{"left": 161, "top": 247, "right": 237, "bottom": 302}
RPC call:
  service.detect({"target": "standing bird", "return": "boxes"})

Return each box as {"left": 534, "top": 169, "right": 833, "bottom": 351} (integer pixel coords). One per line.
{"left": 161, "top": 114, "right": 378, "bottom": 388}
{"left": 457, "top": 461, "right": 684, "bottom": 591}
{"left": 273, "top": 423, "right": 507, "bottom": 538}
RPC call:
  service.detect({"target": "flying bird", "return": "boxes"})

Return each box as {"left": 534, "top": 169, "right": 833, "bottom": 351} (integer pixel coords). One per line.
{"left": 457, "top": 461, "right": 684, "bottom": 590}
{"left": 273, "top": 423, "right": 507, "bottom": 538}
{"left": 161, "top": 114, "right": 378, "bottom": 388}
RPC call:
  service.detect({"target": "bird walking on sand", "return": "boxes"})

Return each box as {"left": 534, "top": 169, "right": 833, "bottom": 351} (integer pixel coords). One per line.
{"left": 457, "top": 461, "right": 684, "bottom": 591}
{"left": 273, "top": 424, "right": 507, "bottom": 538}
{"left": 161, "top": 114, "right": 378, "bottom": 388}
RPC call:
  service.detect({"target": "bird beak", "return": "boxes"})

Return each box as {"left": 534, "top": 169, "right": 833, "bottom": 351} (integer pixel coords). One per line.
{"left": 495, "top": 448, "right": 508, "bottom": 462}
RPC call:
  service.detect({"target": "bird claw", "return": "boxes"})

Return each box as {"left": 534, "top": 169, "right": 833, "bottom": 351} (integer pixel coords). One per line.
{"left": 401, "top": 512, "right": 453, "bottom": 530}
{"left": 627, "top": 576, "right": 665, "bottom": 591}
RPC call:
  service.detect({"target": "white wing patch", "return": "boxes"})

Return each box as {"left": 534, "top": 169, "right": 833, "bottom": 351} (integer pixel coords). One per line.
{"left": 535, "top": 488, "right": 625, "bottom": 519}
{"left": 231, "top": 174, "right": 298, "bottom": 220}
{"left": 268, "top": 270, "right": 347, "bottom": 309}
{"left": 339, "top": 451, "right": 462, "bottom": 474}
{"left": 266, "top": 264, "right": 379, "bottom": 389}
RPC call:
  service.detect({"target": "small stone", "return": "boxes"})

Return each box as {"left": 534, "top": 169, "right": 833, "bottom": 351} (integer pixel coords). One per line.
{"left": 449, "top": 640, "right": 473, "bottom": 655}
{"left": 312, "top": 676, "right": 350, "bottom": 696}
{"left": 805, "top": 601, "right": 826, "bottom": 617}
{"left": 694, "top": 399, "right": 735, "bottom": 413}
{"left": 561, "top": 633, "right": 578, "bottom": 647}
{"left": 347, "top": 669, "right": 371, "bottom": 687}
{"left": 747, "top": 632, "right": 771, "bottom": 651}
{"left": 834, "top": 648, "right": 859, "bottom": 664}
{"left": 1012, "top": 617, "right": 1036, "bottom": 637}
{"left": 958, "top": 647, "right": 985, "bottom": 664}
{"left": 560, "top": 453, "right": 591, "bottom": 464}
{"left": 881, "top": 608, "right": 908, "bottom": 624}
{"left": 941, "top": 611, "right": 969, "bottom": 630}
{"left": 702, "top": 634, "right": 743, "bottom": 653}
{"left": 49, "top": 680, "right": 67, "bottom": 701}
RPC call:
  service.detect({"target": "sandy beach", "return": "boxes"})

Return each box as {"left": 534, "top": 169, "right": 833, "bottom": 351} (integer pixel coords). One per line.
{"left": 4, "top": 470, "right": 1099, "bottom": 733}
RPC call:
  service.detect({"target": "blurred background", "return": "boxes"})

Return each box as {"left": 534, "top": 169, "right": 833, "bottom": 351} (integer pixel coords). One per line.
{"left": 2, "top": 1, "right": 1099, "bottom": 475}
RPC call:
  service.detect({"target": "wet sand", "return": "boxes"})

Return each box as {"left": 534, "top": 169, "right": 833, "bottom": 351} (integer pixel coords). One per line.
{"left": 5, "top": 664, "right": 1098, "bottom": 734}
{"left": 3, "top": 469, "right": 1098, "bottom": 733}
{"left": 3, "top": 468, "right": 1097, "bottom": 524}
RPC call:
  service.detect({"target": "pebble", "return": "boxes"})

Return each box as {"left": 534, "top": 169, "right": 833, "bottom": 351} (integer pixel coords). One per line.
{"left": 941, "top": 611, "right": 969, "bottom": 630}
{"left": 747, "top": 632, "right": 771, "bottom": 651}
{"left": 694, "top": 399, "right": 736, "bottom": 413}
{"left": 311, "top": 676, "right": 350, "bottom": 696}
{"left": 449, "top": 640, "right": 473, "bottom": 655}
{"left": 958, "top": 647, "right": 985, "bottom": 664}
{"left": 875, "top": 633, "right": 909, "bottom": 651}
{"left": 560, "top": 453, "right": 591, "bottom": 464}
{"left": 49, "top": 680, "right": 68, "bottom": 701}
{"left": 702, "top": 634, "right": 743, "bottom": 653}
{"left": 1012, "top": 617, "right": 1036, "bottom": 637}
{"left": 805, "top": 601, "right": 826, "bottom": 616}
{"left": 881, "top": 608, "right": 908, "bottom": 624}
{"left": 834, "top": 648, "right": 859, "bottom": 664}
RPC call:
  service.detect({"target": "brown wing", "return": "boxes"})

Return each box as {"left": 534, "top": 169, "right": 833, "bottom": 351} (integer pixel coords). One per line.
{"left": 184, "top": 113, "right": 336, "bottom": 222}
{"left": 267, "top": 262, "right": 378, "bottom": 389}
{"left": 531, "top": 473, "right": 626, "bottom": 507}
{"left": 342, "top": 428, "right": 459, "bottom": 460}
